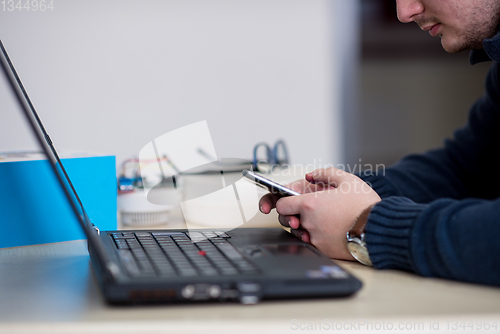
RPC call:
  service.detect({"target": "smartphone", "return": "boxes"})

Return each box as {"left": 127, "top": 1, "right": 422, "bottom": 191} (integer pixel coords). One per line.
{"left": 242, "top": 169, "right": 300, "bottom": 197}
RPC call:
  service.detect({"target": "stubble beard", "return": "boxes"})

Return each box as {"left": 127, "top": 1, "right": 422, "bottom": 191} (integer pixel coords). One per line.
{"left": 446, "top": 23, "right": 499, "bottom": 53}
{"left": 442, "top": 4, "right": 500, "bottom": 53}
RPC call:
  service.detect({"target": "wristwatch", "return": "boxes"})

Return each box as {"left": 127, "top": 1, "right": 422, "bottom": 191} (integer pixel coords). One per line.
{"left": 346, "top": 205, "right": 374, "bottom": 266}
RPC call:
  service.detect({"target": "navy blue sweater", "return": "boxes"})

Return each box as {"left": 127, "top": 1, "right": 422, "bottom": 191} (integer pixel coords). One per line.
{"left": 358, "top": 32, "right": 500, "bottom": 286}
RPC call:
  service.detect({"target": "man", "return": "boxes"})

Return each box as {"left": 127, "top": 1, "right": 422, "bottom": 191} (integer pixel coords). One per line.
{"left": 259, "top": 0, "right": 500, "bottom": 286}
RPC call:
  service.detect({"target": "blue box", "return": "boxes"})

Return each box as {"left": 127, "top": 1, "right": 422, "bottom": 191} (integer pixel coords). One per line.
{"left": 0, "top": 152, "right": 117, "bottom": 248}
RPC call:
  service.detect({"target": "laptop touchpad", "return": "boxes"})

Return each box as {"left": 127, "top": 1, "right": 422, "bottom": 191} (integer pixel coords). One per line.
{"left": 261, "top": 244, "right": 319, "bottom": 257}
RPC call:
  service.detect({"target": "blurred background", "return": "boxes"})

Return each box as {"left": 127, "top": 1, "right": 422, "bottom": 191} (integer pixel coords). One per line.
{"left": 0, "top": 0, "right": 492, "bottom": 171}
{"left": 359, "top": 0, "right": 491, "bottom": 167}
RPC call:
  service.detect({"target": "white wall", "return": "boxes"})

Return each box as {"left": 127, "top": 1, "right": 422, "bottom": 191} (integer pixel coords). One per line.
{"left": 0, "top": 0, "right": 358, "bottom": 168}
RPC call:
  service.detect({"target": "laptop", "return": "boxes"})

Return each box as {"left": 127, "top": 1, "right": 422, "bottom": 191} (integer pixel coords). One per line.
{"left": 0, "top": 40, "right": 362, "bottom": 304}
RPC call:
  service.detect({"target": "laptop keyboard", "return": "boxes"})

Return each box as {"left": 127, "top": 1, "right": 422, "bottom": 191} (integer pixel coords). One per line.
{"left": 111, "top": 231, "right": 259, "bottom": 278}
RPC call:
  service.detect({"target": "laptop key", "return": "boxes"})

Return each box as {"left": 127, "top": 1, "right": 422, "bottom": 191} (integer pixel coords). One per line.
{"left": 158, "top": 270, "right": 177, "bottom": 277}
{"left": 172, "top": 235, "right": 189, "bottom": 239}
{"left": 126, "top": 240, "right": 141, "bottom": 249}
{"left": 215, "top": 231, "right": 231, "bottom": 238}
{"left": 173, "top": 262, "right": 194, "bottom": 269}
{"left": 188, "top": 232, "right": 204, "bottom": 239}
{"left": 201, "top": 269, "right": 219, "bottom": 276}
{"left": 202, "top": 232, "right": 217, "bottom": 238}
{"left": 113, "top": 235, "right": 135, "bottom": 240}
{"left": 220, "top": 268, "right": 239, "bottom": 276}
{"left": 131, "top": 248, "right": 147, "bottom": 255}
{"left": 155, "top": 264, "right": 175, "bottom": 272}
{"left": 117, "top": 249, "right": 140, "bottom": 276}
{"left": 216, "top": 243, "right": 244, "bottom": 260}
{"left": 179, "top": 269, "right": 198, "bottom": 277}
{"left": 152, "top": 232, "right": 186, "bottom": 237}
{"left": 138, "top": 237, "right": 154, "bottom": 241}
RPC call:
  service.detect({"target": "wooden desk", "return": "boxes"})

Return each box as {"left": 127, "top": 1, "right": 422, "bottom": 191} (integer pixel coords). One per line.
{"left": 1, "top": 238, "right": 499, "bottom": 334}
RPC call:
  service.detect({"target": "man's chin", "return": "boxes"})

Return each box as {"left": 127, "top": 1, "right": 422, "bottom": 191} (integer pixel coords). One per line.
{"left": 441, "top": 35, "right": 484, "bottom": 53}
{"left": 441, "top": 38, "right": 467, "bottom": 53}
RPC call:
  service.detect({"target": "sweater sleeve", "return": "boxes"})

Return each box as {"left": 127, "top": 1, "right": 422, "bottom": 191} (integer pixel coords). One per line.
{"left": 364, "top": 196, "right": 500, "bottom": 286}
{"left": 355, "top": 62, "right": 500, "bottom": 285}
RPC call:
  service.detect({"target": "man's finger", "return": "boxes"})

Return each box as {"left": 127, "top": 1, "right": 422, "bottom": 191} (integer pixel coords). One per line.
{"left": 296, "top": 182, "right": 329, "bottom": 194}
{"left": 278, "top": 214, "right": 301, "bottom": 229}
{"left": 290, "top": 228, "right": 310, "bottom": 243}
{"left": 305, "top": 167, "right": 346, "bottom": 187}
{"left": 259, "top": 193, "right": 281, "bottom": 214}
{"left": 285, "top": 179, "right": 306, "bottom": 193}
{"left": 275, "top": 196, "right": 302, "bottom": 216}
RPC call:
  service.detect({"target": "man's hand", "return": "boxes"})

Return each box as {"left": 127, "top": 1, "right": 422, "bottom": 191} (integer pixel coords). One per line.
{"left": 259, "top": 168, "right": 381, "bottom": 261}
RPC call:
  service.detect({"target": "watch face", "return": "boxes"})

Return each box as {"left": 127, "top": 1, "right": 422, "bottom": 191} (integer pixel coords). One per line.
{"left": 347, "top": 239, "right": 372, "bottom": 266}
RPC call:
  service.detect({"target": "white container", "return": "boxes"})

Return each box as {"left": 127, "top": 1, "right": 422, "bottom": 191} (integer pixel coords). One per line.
{"left": 118, "top": 187, "right": 178, "bottom": 227}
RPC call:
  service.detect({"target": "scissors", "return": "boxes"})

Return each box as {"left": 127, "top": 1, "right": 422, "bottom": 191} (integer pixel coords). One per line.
{"left": 252, "top": 139, "right": 289, "bottom": 172}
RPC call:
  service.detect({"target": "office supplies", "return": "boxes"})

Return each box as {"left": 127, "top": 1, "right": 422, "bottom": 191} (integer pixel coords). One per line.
{"left": 252, "top": 139, "right": 289, "bottom": 172}
{"left": 117, "top": 158, "right": 141, "bottom": 193}
{"left": 0, "top": 40, "right": 361, "bottom": 304}
{"left": 117, "top": 157, "right": 177, "bottom": 226}
{"left": 242, "top": 169, "right": 300, "bottom": 197}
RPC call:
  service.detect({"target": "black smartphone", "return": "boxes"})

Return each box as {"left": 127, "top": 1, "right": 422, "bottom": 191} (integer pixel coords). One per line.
{"left": 242, "top": 169, "right": 300, "bottom": 197}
